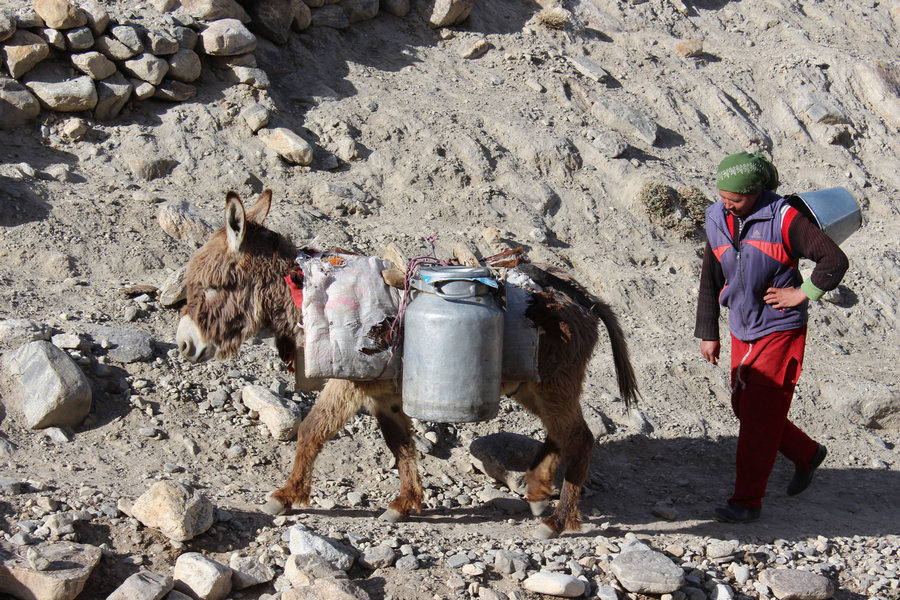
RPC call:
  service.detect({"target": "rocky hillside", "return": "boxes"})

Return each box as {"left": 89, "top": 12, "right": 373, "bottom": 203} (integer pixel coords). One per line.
{"left": 1, "top": 0, "right": 898, "bottom": 599}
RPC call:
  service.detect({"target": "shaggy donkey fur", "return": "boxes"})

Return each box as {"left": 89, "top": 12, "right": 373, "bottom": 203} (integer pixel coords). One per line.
{"left": 176, "top": 189, "right": 638, "bottom": 538}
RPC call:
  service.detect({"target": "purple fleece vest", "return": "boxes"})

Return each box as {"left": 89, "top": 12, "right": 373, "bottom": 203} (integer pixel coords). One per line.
{"left": 706, "top": 191, "right": 807, "bottom": 342}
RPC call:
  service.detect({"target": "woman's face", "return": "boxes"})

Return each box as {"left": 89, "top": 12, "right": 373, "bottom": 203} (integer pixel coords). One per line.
{"left": 718, "top": 190, "right": 761, "bottom": 217}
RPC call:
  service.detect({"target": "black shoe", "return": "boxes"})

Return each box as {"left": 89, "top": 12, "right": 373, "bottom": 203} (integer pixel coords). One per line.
{"left": 714, "top": 503, "right": 761, "bottom": 523}
{"left": 787, "top": 444, "right": 827, "bottom": 496}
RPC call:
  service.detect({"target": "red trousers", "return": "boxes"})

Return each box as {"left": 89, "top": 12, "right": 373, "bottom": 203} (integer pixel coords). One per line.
{"left": 728, "top": 326, "right": 819, "bottom": 509}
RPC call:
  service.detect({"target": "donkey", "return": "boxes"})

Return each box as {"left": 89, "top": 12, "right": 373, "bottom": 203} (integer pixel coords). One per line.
{"left": 176, "top": 189, "right": 639, "bottom": 539}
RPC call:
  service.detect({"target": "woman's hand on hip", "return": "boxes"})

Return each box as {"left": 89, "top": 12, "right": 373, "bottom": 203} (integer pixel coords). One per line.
{"left": 764, "top": 286, "right": 808, "bottom": 309}
{"left": 700, "top": 340, "right": 720, "bottom": 365}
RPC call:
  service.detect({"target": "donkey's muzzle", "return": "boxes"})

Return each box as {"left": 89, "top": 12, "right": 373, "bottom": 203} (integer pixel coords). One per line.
{"left": 176, "top": 315, "right": 214, "bottom": 363}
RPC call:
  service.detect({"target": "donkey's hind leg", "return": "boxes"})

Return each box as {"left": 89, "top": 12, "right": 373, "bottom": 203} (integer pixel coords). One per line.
{"left": 263, "top": 379, "right": 365, "bottom": 515}
{"left": 371, "top": 396, "right": 424, "bottom": 523}
{"left": 517, "top": 383, "right": 594, "bottom": 539}
{"left": 510, "top": 385, "right": 562, "bottom": 518}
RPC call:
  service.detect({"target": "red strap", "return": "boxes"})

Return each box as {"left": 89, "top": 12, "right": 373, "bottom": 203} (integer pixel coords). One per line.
{"left": 726, "top": 213, "right": 735, "bottom": 240}
{"left": 284, "top": 270, "right": 304, "bottom": 308}
{"left": 781, "top": 206, "right": 798, "bottom": 255}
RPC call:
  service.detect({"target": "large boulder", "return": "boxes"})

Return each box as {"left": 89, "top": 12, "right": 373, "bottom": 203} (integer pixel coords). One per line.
{"left": 2, "top": 341, "right": 91, "bottom": 429}
{"left": 0, "top": 540, "right": 101, "bottom": 600}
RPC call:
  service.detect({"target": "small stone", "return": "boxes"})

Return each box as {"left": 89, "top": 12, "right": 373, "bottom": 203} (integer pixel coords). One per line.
{"left": 257, "top": 127, "right": 314, "bottom": 165}
{"left": 241, "top": 103, "right": 269, "bottom": 132}
{"left": 674, "top": 39, "right": 703, "bottom": 58}
{"left": 461, "top": 38, "right": 490, "bottom": 59}
{"left": 522, "top": 571, "right": 585, "bottom": 597}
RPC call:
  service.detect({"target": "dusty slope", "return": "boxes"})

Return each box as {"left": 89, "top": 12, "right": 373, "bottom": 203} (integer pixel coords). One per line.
{"left": 1, "top": 0, "right": 899, "bottom": 598}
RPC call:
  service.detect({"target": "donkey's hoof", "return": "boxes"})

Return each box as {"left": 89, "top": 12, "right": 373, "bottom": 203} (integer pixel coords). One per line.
{"left": 533, "top": 523, "right": 560, "bottom": 540}
{"left": 529, "top": 500, "right": 550, "bottom": 517}
{"left": 379, "top": 508, "right": 408, "bottom": 523}
{"left": 261, "top": 493, "right": 288, "bottom": 516}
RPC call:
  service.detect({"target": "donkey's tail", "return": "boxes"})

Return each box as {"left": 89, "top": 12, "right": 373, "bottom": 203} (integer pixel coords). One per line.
{"left": 588, "top": 299, "right": 640, "bottom": 409}
{"left": 516, "top": 263, "right": 640, "bottom": 407}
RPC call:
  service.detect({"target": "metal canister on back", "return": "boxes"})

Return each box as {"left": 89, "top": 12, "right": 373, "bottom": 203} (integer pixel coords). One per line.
{"left": 401, "top": 265, "right": 503, "bottom": 423}
{"left": 786, "top": 187, "right": 861, "bottom": 245}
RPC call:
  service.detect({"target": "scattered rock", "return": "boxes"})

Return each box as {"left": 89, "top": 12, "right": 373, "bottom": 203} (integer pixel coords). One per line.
{"left": 522, "top": 571, "right": 585, "bottom": 597}
{"left": 257, "top": 126, "right": 314, "bottom": 165}
{"left": 173, "top": 553, "right": 232, "bottom": 600}
{"left": 610, "top": 549, "right": 686, "bottom": 594}
{"left": 229, "top": 554, "right": 275, "bottom": 589}
{"left": 106, "top": 571, "right": 175, "bottom": 600}
{"left": 758, "top": 568, "right": 836, "bottom": 600}
{"left": 289, "top": 525, "right": 357, "bottom": 571}
{"left": 241, "top": 385, "right": 303, "bottom": 440}
{"left": 2, "top": 340, "right": 91, "bottom": 429}
{"left": 421, "top": 0, "right": 473, "bottom": 28}
{"left": 130, "top": 481, "right": 214, "bottom": 542}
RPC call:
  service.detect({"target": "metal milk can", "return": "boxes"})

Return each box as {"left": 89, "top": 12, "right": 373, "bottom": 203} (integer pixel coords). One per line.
{"left": 402, "top": 265, "right": 503, "bottom": 422}
{"left": 786, "top": 187, "right": 862, "bottom": 245}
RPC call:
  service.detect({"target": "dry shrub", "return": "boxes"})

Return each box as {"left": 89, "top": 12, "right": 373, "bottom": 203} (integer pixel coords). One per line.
{"left": 638, "top": 181, "right": 711, "bottom": 238}
{"left": 536, "top": 7, "right": 571, "bottom": 30}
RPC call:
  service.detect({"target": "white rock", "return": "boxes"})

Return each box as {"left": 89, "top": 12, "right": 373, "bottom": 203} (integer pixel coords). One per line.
{"left": 522, "top": 571, "right": 586, "bottom": 597}
{"left": 257, "top": 127, "right": 314, "bottom": 165}
{"left": 106, "top": 571, "right": 174, "bottom": 600}
{"left": 241, "top": 385, "right": 303, "bottom": 440}
{"left": 130, "top": 481, "right": 214, "bottom": 542}
{"left": 288, "top": 525, "right": 356, "bottom": 571}
{"left": 173, "top": 553, "right": 232, "bottom": 600}
{"left": 2, "top": 341, "right": 92, "bottom": 429}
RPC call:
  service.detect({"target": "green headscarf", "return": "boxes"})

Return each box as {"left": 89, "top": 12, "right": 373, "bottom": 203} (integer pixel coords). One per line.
{"left": 716, "top": 152, "right": 779, "bottom": 194}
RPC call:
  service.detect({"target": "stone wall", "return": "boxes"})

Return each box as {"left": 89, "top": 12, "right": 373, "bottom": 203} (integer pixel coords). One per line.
{"left": 0, "top": 0, "right": 475, "bottom": 129}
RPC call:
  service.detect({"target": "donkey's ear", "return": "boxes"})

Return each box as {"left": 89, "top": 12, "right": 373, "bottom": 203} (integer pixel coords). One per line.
{"left": 224, "top": 191, "right": 246, "bottom": 254}
{"left": 246, "top": 189, "right": 272, "bottom": 224}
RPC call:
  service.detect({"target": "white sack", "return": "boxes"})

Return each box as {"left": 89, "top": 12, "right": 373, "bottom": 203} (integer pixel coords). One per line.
{"left": 301, "top": 253, "right": 400, "bottom": 380}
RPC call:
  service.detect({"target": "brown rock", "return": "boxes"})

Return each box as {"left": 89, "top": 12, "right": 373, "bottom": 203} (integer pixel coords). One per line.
{"left": 290, "top": 0, "right": 312, "bottom": 30}
{"left": 32, "top": 0, "right": 87, "bottom": 29}
{"left": 2, "top": 30, "right": 50, "bottom": 78}
{"left": 674, "top": 39, "right": 703, "bottom": 58}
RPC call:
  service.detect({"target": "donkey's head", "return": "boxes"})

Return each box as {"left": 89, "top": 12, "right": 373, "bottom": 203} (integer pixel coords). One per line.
{"left": 176, "top": 189, "right": 299, "bottom": 363}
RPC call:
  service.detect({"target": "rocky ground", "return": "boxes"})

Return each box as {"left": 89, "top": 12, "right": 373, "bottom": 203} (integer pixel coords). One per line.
{"left": 1, "top": 0, "right": 899, "bottom": 599}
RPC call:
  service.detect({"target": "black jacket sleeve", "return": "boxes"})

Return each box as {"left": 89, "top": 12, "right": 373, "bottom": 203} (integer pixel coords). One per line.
{"left": 694, "top": 240, "right": 726, "bottom": 340}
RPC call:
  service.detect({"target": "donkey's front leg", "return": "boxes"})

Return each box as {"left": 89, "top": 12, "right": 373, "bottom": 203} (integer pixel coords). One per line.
{"left": 263, "top": 379, "right": 364, "bottom": 515}
{"left": 371, "top": 396, "right": 423, "bottom": 523}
